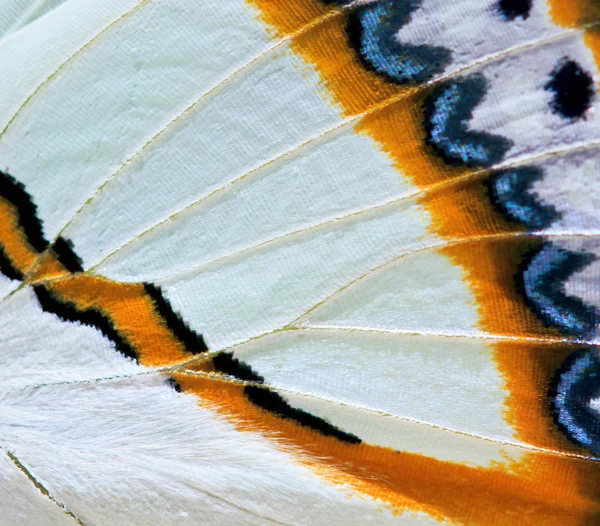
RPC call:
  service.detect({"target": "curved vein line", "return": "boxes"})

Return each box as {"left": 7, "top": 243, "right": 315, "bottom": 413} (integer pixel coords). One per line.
{"left": 173, "top": 480, "right": 291, "bottom": 526}
{"left": 45, "top": 6, "right": 353, "bottom": 252}
{"left": 289, "top": 324, "right": 590, "bottom": 344}
{"left": 0, "top": 282, "right": 25, "bottom": 310}
{"left": 31, "top": 24, "right": 585, "bottom": 278}
{"left": 153, "top": 221, "right": 600, "bottom": 290}
{"left": 172, "top": 370, "right": 600, "bottom": 462}
{"left": 284, "top": 232, "right": 600, "bottom": 328}
{"left": 2, "top": 368, "right": 166, "bottom": 392}
{"left": 79, "top": 29, "right": 591, "bottom": 275}
{"left": 96, "top": 137, "right": 600, "bottom": 282}
{"left": 174, "top": 330, "right": 591, "bottom": 387}
{"left": 0, "top": 0, "right": 152, "bottom": 140}
{"left": 5, "top": 450, "right": 86, "bottom": 525}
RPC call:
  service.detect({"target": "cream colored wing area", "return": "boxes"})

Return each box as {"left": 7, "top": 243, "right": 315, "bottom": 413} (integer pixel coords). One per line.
{"left": 0, "top": 275, "right": 19, "bottom": 304}
{"left": 0, "top": 0, "right": 273, "bottom": 241}
{"left": 93, "top": 128, "right": 418, "bottom": 281}
{"left": 0, "top": 374, "right": 431, "bottom": 525}
{"left": 470, "top": 33, "right": 600, "bottom": 160}
{"left": 395, "top": 0, "right": 567, "bottom": 77}
{"left": 278, "top": 391, "right": 524, "bottom": 467}
{"left": 0, "top": 0, "right": 70, "bottom": 37}
{"left": 226, "top": 330, "right": 514, "bottom": 445}
{"left": 0, "top": 0, "right": 142, "bottom": 130}
{"left": 0, "top": 287, "right": 140, "bottom": 390}
{"left": 0, "top": 450, "right": 76, "bottom": 526}
{"left": 296, "top": 247, "right": 479, "bottom": 337}
{"left": 63, "top": 47, "right": 349, "bottom": 269}
{"left": 152, "top": 199, "right": 435, "bottom": 351}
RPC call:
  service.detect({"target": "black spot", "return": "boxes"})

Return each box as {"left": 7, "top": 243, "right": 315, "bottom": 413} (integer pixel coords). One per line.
{"left": 545, "top": 59, "right": 594, "bottom": 121}
{"left": 144, "top": 283, "right": 209, "bottom": 355}
{"left": 497, "top": 0, "right": 532, "bottom": 20}
{"left": 52, "top": 237, "right": 84, "bottom": 273}
{"left": 167, "top": 377, "right": 181, "bottom": 392}
{"left": 245, "top": 385, "right": 361, "bottom": 444}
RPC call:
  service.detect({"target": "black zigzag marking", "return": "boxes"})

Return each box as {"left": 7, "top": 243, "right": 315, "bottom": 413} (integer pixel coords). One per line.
{"left": 486, "top": 166, "right": 562, "bottom": 230}
{"left": 144, "top": 283, "right": 208, "bottom": 355}
{"left": 346, "top": 0, "right": 450, "bottom": 85}
{"left": 423, "top": 75, "right": 513, "bottom": 168}
{"left": 52, "top": 237, "right": 84, "bottom": 273}
{"left": 517, "top": 243, "right": 600, "bottom": 338}
{"left": 551, "top": 348, "right": 600, "bottom": 456}
{"left": 33, "top": 284, "right": 139, "bottom": 362}
{"left": 211, "top": 352, "right": 361, "bottom": 444}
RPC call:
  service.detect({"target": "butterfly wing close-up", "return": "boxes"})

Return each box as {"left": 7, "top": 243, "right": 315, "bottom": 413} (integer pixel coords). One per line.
{"left": 0, "top": 0, "right": 599, "bottom": 524}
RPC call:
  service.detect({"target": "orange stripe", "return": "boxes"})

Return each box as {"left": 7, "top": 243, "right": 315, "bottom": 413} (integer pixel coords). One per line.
{"left": 229, "top": 1, "right": 600, "bottom": 521}
{"left": 175, "top": 372, "right": 600, "bottom": 526}
{"left": 0, "top": 197, "right": 43, "bottom": 276}
{"left": 249, "top": 0, "right": 331, "bottom": 37}
{"left": 42, "top": 275, "right": 194, "bottom": 367}
{"left": 548, "top": 0, "right": 600, "bottom": 27}
{"left": 291, "top": 11, "right": 412, "bottom": 116}
{"left": 1, "top": 2, "right": 596, "bottom": 521}
{"left": 549, "top": 0, "right": 600, "bottom": 72}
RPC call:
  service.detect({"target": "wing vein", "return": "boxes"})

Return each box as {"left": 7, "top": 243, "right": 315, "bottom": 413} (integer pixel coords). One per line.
{"left": 172, "top": 370, "right": 600, "bottom": 461}
{"left": 18, "top": 24, "right": 590, "bottom": 287}
{"left": 5, "top": 449, "right": 87, "bottom": 525}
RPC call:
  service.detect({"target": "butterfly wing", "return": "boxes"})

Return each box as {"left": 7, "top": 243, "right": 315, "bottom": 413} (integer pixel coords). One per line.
{"left": 1, "top": 0, "right": 599, "bottom": 524}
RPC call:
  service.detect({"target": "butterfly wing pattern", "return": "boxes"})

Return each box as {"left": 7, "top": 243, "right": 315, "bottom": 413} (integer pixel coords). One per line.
{"left": 0, "top": 0, "right": 599, "bottom": 524}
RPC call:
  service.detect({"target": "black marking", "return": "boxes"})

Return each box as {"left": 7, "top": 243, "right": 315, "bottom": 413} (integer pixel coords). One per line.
{"left": 346, "top": 0, "right": 450, "bottom": 85}
{"left": 52, "top": 237, "right": 84, "bottom": 273}
{"left": 0, "top": 171, "right": 49, "bottom": 253}
{"left": 545, "top": 59, "right": 594, "bottom": 121}
{"left": 245, "top": 385, "right": 362, "bottom": 444}
{"left": 210, "top": 352, "right": 360, "bottom": 443}
{"left": 486, "top": 166, "right": 561, "bottom": 230}
{"left": 517, "top": 243, "right": 600, "bottom": 337}
{"left": 167, "top": 377, "right": 182, "bottom": 393}
{"left": 497, "top": 0, "right": 532, "bottom": 20}
{"left": 0, "top": 249, "right": 24, "bottom": 281}
{"left": 551, "top": 348, "right": 600, "bottom": 455}
{"left": 424, "top": 75, "right": 513, "bottom": 167}
{"left": 212, "top": 352, "right": 264, "bottom": 383}
{"left": 144, "top": 283, "right": 208, "bottom": 355}
{"left": 33, "top": 284, "right": 138, "bottom": 362}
